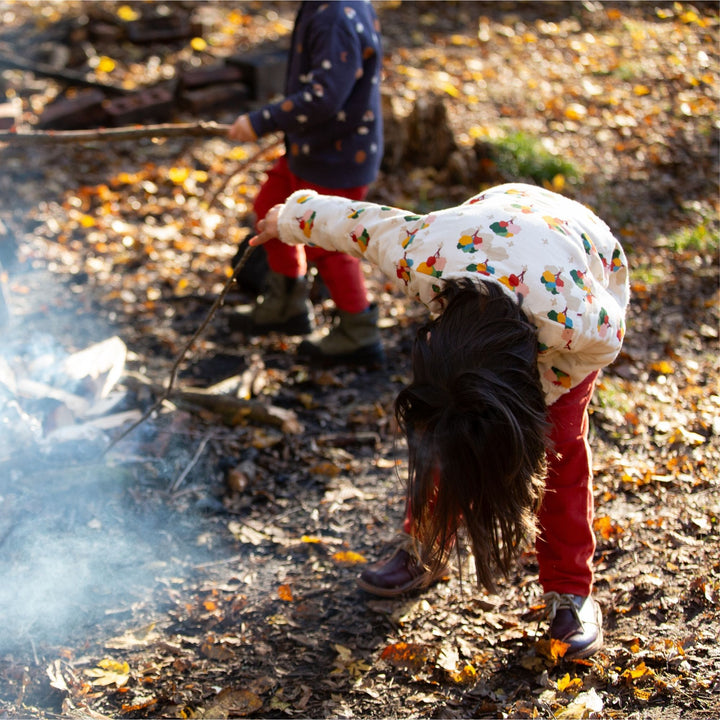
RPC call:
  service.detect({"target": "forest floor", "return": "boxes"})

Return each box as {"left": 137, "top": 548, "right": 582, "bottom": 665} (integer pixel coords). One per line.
{"left": 0, "top": 2, "right": 718, "bottom": 719}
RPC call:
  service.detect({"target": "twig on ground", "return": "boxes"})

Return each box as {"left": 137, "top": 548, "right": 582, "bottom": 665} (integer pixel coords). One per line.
{"left": 169, "top": 429, "right": 213, "bottom": 493}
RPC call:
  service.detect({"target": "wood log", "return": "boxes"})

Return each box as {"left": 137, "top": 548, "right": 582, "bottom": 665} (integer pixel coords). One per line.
{"left": 0, "top": 121, "right": 233, "bottom": 145}
{"left": 170, "top": 388, "right": 303, "bottom": 435}
{"left": 123, "top": 372, "right": 303, "bottom": 435}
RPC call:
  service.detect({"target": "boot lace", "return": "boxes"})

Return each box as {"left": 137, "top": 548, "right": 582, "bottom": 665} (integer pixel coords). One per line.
{"left": 542, "top": 592, "right": 582, "bottom": 624}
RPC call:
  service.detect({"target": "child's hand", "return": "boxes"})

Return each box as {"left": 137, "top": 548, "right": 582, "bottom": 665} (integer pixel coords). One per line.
{"left": 249, "top": 204, "right": 283, "bottom": 246}
{"left": 228, "top": 114, "right": 257, "bottom": 142}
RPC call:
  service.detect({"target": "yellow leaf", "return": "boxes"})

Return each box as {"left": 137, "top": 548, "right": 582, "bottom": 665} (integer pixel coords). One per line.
{"left": 633, "top": 84, "right": 651, "bottom": 96}
{"left": 85, "top": 659, "right": 130, "bottom": 687}
{"left": 96, "top": 56, "right": 116, "bottom": 73}
{"left": 535, "top": 637, "right": 569, "bottom": 662}
{"left": 565, "top": 103, "right": 587, "bottom": 120}
{"left": 301, "top": 535, "right": 322, "bottom": 543}
{"left": 650, "top": 359, "right": 674, "bottom": 374}
{"left": 380, "top": 641, "right": 432, "bottom": 670}
{"left": 117, "top": 5, "right": 139, "bottom": 21}
{"left": 557, "top": 673, "right": 583, "bottom": 692}
{"left": 543, "top": 174, "right": 566, "bottom": 193}
{"left": 168, "top": 166, "right": 190, "bottom": 184}
{"left": 449, "top": 664, "right": 477, "bottom": 684}
{"left": 332, "top": 550, "right": 366, "bottom": 565}
{"left": 441, "top": 82, "right": 461, "bottom": 98}
{"left": 622, "top": 661, "right": 652, "bottom": 682}
{"left": 190, "top": 37, "right": 207, "bottom": 51}
{"left": 228, "top": 146, "right": 249, "bottom": 161}
{"left": 594, "top": 515, "right": 624, "bottom": 540}
{"left": 80, "top": 214, "right": 96, "bottom": 228}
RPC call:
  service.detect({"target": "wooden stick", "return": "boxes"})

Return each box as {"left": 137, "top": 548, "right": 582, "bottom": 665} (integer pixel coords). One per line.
{"left": 169, "top": 429, "right": 213, "bottom": 492}
{"left": 0, "top": 121, "right": 233, "bottom": 145}
{"left": 103, "top": 242, "right": 257, "bottom": 454}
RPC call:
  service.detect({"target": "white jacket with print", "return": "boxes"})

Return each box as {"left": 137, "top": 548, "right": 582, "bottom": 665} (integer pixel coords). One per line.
{"left": 277, "top": 183, "right": 630, "bottom": 405}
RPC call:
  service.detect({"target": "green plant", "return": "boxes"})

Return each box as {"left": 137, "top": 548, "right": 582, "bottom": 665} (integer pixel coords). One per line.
{"left": 488, "top": 131, "right": 581, "bottom": 185}
{"left": 665, "top": 223, "right": 719, "bottom": 254}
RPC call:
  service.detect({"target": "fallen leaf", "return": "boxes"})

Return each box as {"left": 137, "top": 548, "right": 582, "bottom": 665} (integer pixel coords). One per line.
{"left": 196, "top": 688, "right": 263, "bottom": 718}
{"left": 332, "top": 550, "right": 367, "bottom": 565}
{"left": 380, "top": 642, "right": 433, "bottom": 671}
{"left": 85, "top": 658, "right": 131, "bottom": 687}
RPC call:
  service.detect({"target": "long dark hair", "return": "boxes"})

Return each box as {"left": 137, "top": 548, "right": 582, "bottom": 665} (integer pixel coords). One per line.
{"left": 395, "top": 277, "right": 548, "bottom": 592}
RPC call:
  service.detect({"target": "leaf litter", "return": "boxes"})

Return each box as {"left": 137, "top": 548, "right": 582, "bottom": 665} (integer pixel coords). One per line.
{"left": 0, "top": 1, "right": 718, "bottom": 719}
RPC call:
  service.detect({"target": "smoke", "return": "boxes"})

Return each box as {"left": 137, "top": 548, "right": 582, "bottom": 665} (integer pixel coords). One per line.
{"left": 0, "top": 317, "right": 220, "bottom": 656}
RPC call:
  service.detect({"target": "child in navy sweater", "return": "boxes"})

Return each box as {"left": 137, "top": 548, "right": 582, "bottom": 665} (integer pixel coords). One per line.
{"left": 228, "top": 1, "right": 384, "bottom": 367}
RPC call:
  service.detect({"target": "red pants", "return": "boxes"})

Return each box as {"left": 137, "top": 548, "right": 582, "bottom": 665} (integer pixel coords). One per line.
{"left": 253, "top": 156, "right": 370, "bottom": 314}
{"left": 402, "top": 372, "right": 599, "bottom": 597}
{"left": 536, "top": 371, "right": 598, "bottom": 596}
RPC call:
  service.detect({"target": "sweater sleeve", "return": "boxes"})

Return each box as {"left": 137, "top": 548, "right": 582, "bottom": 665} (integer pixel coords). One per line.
{"left": 277, "top": 189, "right": 449, "bottom": 308}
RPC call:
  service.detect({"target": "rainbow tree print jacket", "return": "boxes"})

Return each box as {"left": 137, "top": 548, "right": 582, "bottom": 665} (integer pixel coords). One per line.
{"left": 277, "top": 183, "right": 630, "bottom": 405}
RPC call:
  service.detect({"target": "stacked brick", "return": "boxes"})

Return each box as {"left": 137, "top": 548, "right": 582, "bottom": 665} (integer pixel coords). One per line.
{"left": 35, "top": 50, "right": 287, "bottom": 131}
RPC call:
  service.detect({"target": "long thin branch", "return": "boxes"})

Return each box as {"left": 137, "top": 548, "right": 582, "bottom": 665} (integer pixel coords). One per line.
{"left": 103, "top": 242, "right": 256, "bottom": 454}
{"left": 0, "top": 121, "right": 233, "bottom": 145}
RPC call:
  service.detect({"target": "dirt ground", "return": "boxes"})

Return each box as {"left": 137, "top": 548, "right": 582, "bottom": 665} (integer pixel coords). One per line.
{"left": 0, "top": 2, "right": 718, "bottom": 719}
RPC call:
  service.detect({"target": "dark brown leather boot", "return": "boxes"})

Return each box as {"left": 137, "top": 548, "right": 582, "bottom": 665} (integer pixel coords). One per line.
{"left": 357, "top": 537, "right": 448, "bottom": 597}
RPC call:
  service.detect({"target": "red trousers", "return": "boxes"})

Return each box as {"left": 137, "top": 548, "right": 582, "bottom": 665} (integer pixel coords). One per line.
{"left": 403, "top": 372, "right": 599, "bottom": 597}
{"left": 253, "top": 156, "right": 370, "bottom": 314}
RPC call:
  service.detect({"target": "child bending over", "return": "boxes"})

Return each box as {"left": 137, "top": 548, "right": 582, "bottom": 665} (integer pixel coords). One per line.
{"left": 249, "top": 183, "right": 630, "bottom": 659}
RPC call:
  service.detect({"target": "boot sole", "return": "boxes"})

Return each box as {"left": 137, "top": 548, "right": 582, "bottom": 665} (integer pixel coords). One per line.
{"left": 356, "top": 568, "right": 449, "bottom": 598}
{"left": 229, "top": 313, "right": 314, "bottom": 336}
{"left": 561, "top": 628, "right": 604, "bottom": 660}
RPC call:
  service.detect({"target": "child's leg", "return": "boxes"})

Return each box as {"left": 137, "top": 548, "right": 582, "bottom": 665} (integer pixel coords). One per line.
{"left": 305, "top": 247, "right": 369, "bottom": 313}
{"left": 255, "top": 158, "right": 369, "bottom": 311}
{"left": 536, "top": 372, "right": 599, "bottom": 597}
{"left": 253, "top": 157, "right": 307, "bottom": 278}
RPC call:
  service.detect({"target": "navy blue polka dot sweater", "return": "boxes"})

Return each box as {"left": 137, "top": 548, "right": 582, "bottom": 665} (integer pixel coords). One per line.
{"left": 248, "top": 1, "right": 384, "bottom": 188}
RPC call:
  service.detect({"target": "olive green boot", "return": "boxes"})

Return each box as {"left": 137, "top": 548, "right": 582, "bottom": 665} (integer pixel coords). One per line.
{"left": 297, "top": 304, "right": 385, "bottom": 368}
{"left": 231, "top": 270, "right": 314, "bottom": 335}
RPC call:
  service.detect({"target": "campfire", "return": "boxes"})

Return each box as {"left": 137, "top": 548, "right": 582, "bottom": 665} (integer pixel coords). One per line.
{"left": 0, "top": 335, "right": 138, "bottom": 464}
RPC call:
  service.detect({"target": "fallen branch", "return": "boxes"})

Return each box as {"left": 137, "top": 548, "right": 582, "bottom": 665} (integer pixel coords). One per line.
{"left": 169, "top": 429, "right": 213, "bottom": 493}
{"left": 0, "top": 47, "right": 130, "bottom": 95}
{"left": 122, "top": 374, "right": 303, "bottom": 436}
{"left": 170, "top": 388, "right": 303, "bottom": 435}
{"left": 0, "top": 121, "right": 233, "bottom": 145}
